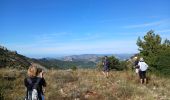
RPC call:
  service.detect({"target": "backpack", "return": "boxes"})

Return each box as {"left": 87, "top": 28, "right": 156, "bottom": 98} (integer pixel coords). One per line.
{"left": 26, "top": 77, "right": 41, "bottom": 100}
{"left": 32, "top": 89, "right": 38, "bottom": 100}
{"left": 104, "top": 59, "right": 110, "bottom": 66}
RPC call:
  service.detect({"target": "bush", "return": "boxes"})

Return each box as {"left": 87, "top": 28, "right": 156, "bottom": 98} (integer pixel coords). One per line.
{"left": 155, "top": 48, "right": 170, "bottom": 77}
{"left": 108, "top": 56, "right": 120, "bottom": 70}
{"left": 71, "top": 66, "right": 77, "bottom": 71}
{"left": 96, "top": 56, "right": 127, "bottom": 71}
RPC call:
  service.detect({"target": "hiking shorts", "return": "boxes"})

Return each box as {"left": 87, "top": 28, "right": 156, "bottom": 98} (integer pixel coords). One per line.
{"left": 103, "top": 66, "right": 109, "bottom": 72}
{"left": 139, "top": 71, "right": 146, "bottom": 79}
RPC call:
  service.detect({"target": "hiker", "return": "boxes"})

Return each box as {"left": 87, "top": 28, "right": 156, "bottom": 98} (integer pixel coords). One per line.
{"left": 37, "top": 68, "right": 46, "bottom": 100}
{"left": 102, "top": 56, "right": 110, "bottom": 78}
{"left": 134, "top": 57, "right": 139, "bottom": 74}
{"left": 138, "top": 57, "right": 149, "bottom": 84}
{"left": 24, "top": 64, "right": 46, "bottom": 100}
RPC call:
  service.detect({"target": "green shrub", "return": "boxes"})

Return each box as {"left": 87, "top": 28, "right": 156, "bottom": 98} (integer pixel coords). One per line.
{"left": 71, "top": 66, "right": 77, "bottom": 71}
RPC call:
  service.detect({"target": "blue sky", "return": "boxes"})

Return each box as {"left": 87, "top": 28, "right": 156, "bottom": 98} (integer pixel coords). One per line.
{"left": 0, "top": 0, "right": 170, "bottom": 58}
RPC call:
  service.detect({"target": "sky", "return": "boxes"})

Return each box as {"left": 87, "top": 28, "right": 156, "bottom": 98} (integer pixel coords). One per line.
{"left": 0, "top": 0, "right": 170, "bottom": 58}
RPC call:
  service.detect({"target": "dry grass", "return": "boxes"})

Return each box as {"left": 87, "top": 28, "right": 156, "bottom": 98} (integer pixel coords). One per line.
{"left": 0, "top": 68, "right": 170, "bottom": 100}
{"left": 0, "top": 68, "right": 27, "bottom": 100}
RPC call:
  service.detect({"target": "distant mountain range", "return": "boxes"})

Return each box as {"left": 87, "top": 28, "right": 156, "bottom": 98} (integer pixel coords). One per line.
{"left": 32, "top": 54, "right": 134, "bottom": 69}
{"left": 0, "top": 45, "right": 97, "bottom": 69}
{"left": 32, "top": 58, "right": 96, "bottom": 69}
{"left": 62, "top": 54, "right": 101, "bottom": 62}
{"left": 0, "top": 45, "right": 134, "bottom": 69}
{"left": 61, "top": 54, "right": 134, "bottom": 62}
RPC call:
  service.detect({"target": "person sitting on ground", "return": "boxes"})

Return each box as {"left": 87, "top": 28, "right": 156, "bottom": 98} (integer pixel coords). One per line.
{"left": 138, "top": 57, "right": 149, "bottom": 84}
{"left": 24, "top": 64, "right": 46, "bottom": 100}
{"left": 102, "top": 56, "right": 110, "bottom": 78}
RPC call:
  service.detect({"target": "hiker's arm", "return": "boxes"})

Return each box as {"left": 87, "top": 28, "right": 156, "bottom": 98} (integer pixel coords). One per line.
{"left": 42, "top": 78, "right": 46, "bottom": 87}
{"left": 40, "top": 71, "right": 45, "bottom": 78}
{"left": 24, "top": 78, "right": 28, "bottom": 87}
{"left": 138, "top": 63, "right": 140, "bottom": 67}
{"left": 42, "top": 78, "right": 46, "bottom": 93}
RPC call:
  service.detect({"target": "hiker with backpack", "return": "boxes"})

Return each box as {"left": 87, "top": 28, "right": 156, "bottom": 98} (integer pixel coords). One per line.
{"left": 138, "top": 57, "right": 149, "bottom": 84}
{"left": 102, "top": 56, "right": 110, "bottom": 78}
{"left": 24, "top": 64, "right": 46, "bottom": 100}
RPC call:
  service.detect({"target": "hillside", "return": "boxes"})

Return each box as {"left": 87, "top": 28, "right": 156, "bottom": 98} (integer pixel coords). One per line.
{"left": 32, "top": 58, "right": 96, "bottom": 69}
{"left": 0, "top": 45, "right": 31, "bottom": 69}
{"left": 1, "top": 69, "right": 170, "bottom": 100}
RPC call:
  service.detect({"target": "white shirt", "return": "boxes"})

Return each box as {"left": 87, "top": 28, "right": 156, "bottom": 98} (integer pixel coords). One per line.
{"left": 138, "top": 61, "right": 148, "bottom": 71}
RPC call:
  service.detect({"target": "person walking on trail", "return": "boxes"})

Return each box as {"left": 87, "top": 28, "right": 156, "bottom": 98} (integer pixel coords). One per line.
{"left": 102, "top": 56, "right": 110, "bottom": 78}
{"left": 138, "top": 57, "right": 149, "bottom": 84}
{"left": 24, "top": 64, "right": 46, "bottom": 100}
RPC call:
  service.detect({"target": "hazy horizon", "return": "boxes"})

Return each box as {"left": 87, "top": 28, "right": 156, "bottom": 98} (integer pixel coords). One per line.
{"left": 24, "top": 53, "right": 135, "bottom": 59}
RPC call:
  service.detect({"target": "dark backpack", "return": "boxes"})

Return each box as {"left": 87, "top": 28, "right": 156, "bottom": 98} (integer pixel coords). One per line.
{"left": 104, "top": 59, "right": 110, "bottom": 67}
{"left": 25, "top": 78, "right": 41, "bottom": 100}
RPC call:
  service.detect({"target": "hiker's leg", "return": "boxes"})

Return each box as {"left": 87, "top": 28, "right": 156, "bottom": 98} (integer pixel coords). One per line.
{"left": 143, "top": 71, "right": 147, "bottom": 84}
{"left": 106, "top": 72, "right": 109, "bottom": 77}
{"left": 142, "top": 71, "right": 146, "bottom": 84}
{"left": 140, "top": 79, "right": 143, "bottom": 84}
{"left": 41, "top": 94, "right": 45, "bottom": 100}
{"left": 104, "top": 72, "right": 107, "bottom": 77}
{"left": 139, "top": 71, "right": 142, "bottom": 83}
{"left": 103, "top": 66, "right": 108, "bottom": 78}
{"left": 144, "top": 78, "right": 147, "bottom": 84}
{"left": 102, "top": 71, "right": 106, "bottom": 77}
{"left": 106, "top": 67, "right": 109, "bottom": 77}
{"left": 141, "top": 71, "right": 145, "bottom": 84}
{"left": 102, "top": 71, "right": 105, "bottom": 75}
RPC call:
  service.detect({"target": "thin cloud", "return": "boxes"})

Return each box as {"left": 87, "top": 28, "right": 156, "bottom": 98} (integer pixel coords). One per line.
{"left": 157, "top": 29, "right": 170, "bottom": 33}
{"left": 124, "top": 20, "right": 167, "bottom": 29}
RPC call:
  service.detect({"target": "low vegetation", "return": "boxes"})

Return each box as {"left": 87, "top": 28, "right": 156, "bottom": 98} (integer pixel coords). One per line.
{"left": 1, "top": 68, "right": 170, "bottom": 100}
